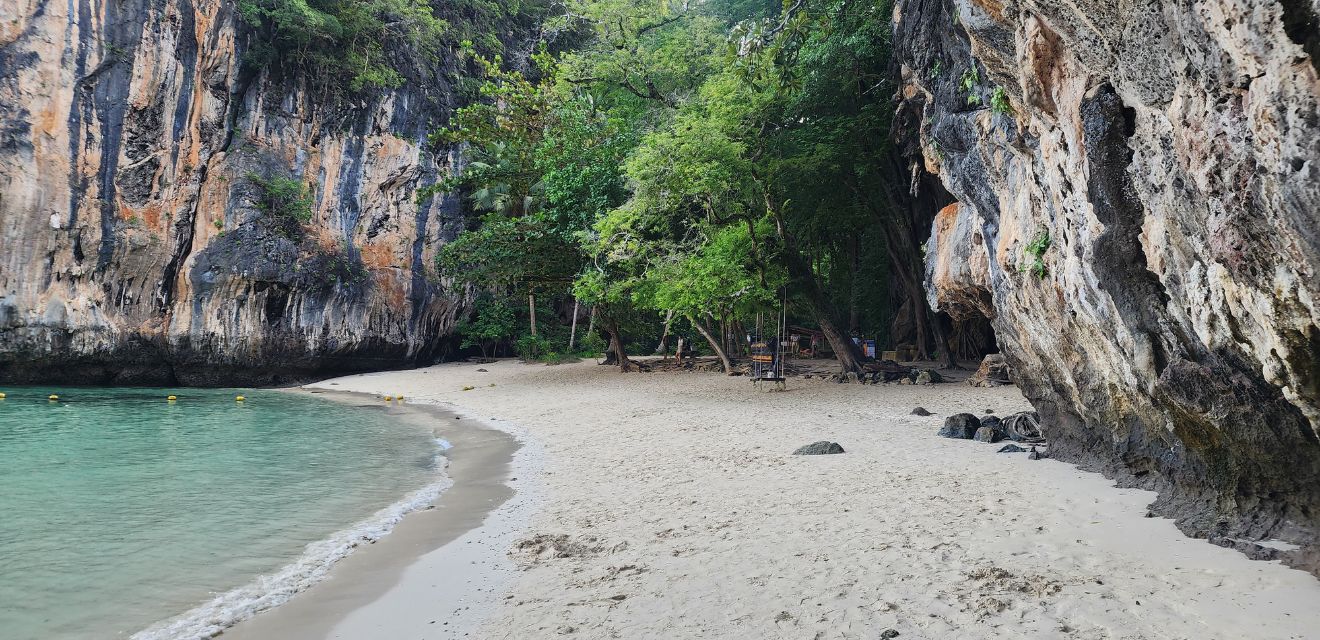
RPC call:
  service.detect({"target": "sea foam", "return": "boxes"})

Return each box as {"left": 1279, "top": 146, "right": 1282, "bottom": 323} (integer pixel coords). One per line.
{"left": 131, "top": 457, "right": 453, "bottom": 640}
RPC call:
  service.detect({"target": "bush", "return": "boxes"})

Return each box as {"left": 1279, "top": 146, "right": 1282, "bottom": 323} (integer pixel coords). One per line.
{"left": 459, "top": 296, "right": 516, "bottom": 358}
{"left": 246, "top": 172, "right": 313, "bottom": 232}
{"left": 576, "top": 332, "right": 607, "bottom": 357}
{"left": 516, "top": 334, "right": 553, "bottom": 361}
{"left": 990, "top": 86, "right": 1013, "bottom": 115}
{"left": 1024, "top": 229, "right": 1051, "bottom": 279}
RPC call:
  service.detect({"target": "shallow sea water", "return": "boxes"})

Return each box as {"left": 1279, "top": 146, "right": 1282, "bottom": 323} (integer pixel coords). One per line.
{"left": 0, "top": 387, "right": 443, "bottom": 640}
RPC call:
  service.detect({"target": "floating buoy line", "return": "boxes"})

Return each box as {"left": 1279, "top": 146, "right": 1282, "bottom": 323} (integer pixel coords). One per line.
{"left": 0, "top": 391, "right": 399, "bottom": 405}
{"left": 0, "top": 392, "right": 261, "bottom": 403}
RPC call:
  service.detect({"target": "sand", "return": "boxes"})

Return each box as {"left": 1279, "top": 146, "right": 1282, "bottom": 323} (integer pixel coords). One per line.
{"left": 244, "top": 358, "right": 1320, "bottom": 640}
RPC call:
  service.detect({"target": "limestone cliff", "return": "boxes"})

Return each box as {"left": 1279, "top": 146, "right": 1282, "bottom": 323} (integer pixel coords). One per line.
{"left": 901, "top": 0, "right": 1320, "bottom": 572}
{"left": 0, "top": 0, "right": 522, "bottom": 384}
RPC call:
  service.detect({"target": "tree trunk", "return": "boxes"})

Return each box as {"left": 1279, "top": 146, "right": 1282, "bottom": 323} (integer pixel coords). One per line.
{"left": 930, "top": 310, "right": 960, "bottom": 369}
{"left": 688, "top": 314, "right": 734, "bottom": 374}
{"left": 528, "top": 293, "right": 538, "bottom": 338}
{"left": 568, "top": 298, "right": 580, "bottom": 350}
{"left": 607, "top": 319, "right": 633, "bottom": 372}
{"left": 760, "top": 187, "right": 863, "bottom": 374}
{"left": 655, "top": 309, "right": 675, "bottom": 355}
{"left": 848, "top": 235, "right": 860, "bottom": 336}
{"left": 781, "top": 241, "right": 864, "bottom": 374}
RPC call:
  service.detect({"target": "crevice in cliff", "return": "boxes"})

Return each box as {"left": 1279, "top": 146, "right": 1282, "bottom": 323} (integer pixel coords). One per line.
{"left": 1279, "top": 0, "right": 1320, "bottom": 73}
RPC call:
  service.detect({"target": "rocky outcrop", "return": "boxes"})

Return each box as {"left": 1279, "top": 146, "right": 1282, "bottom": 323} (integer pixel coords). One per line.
{"left": 899, "top": 0, "right": 1320, "bottom": 571}
{"left": 0, "top": 0, "right": 523, "bottom": 385}
{"left": 967, "top": 353, "right": 1012, "bottom": 386}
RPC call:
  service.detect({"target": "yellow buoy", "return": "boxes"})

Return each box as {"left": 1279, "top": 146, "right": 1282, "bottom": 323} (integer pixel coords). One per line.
{"left": 396, "top": 395, "right": 405, "bottom": 402}
{"left": 167, "top": 395, "right": 178, "bottom": 401}
{"left": 0, "top": 392, "right": 6, "bottom": 399}
{"left": 235, "top": 395, "right": 246, "bottom": 402}
{"left": 384, "top": 395, "right": 394, "bottom": 401}
{"left": 48, "top": 394, "right": 59, "bottom": 401}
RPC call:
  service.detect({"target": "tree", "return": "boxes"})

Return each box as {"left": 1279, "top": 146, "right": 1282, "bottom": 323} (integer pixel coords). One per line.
{"left": 458, "top": 295, "right": 517, "bottom": 358}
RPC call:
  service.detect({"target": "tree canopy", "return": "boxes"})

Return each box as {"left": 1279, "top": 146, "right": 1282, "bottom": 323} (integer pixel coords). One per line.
{"left": 425, "top": 0, "right": 956, "bottom": 372}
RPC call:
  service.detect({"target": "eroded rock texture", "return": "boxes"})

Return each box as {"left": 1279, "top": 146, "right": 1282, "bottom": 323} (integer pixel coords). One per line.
{"left": 0, "top": 0, "right": 508, "bottom": 384}
{"left": 900, "top": 0, "right": 1320, "bottom": 571}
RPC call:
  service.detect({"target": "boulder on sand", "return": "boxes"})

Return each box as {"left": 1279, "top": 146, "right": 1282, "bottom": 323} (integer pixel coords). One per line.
{"left": 998, "top": 444, "right": 1028, "bottom": 453}
{"left": 911, "top": 407, "right": 933, "bottom": 416}
{"left": 973, "top": 415, "right": 1007, "bottom": 442}
{"left": 793, "top": 441, "right": 845, "bottom": 455}
{"left": 937, "top": 413, "right": 980, "bottom": 439}
{"left": 967, "top": 353, "right": 1012, "bottom": 387}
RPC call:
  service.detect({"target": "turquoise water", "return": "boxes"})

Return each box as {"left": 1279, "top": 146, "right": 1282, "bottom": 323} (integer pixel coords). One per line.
{"left": 0, "top": 387, "right": 444, "bottom": 640}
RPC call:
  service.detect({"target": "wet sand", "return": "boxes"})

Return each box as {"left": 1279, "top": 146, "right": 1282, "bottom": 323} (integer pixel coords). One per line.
{"left": 221, "top": 392, "right": 533, "bottom": 639}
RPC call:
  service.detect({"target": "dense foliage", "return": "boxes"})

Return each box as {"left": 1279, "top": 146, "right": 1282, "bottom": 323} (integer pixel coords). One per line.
{"left": 236, "top": 0, "right": 552, "bottom": 93}
{"left": 427, "top": 0, "right": 951, "bottom": 371}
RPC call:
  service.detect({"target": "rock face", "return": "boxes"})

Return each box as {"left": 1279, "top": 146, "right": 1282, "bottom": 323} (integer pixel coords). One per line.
{"left": 898, "top": 0, "right": 1320, "bottom": 570}
{"left": 0, "top": 0, "right": 526, "bottom": 384}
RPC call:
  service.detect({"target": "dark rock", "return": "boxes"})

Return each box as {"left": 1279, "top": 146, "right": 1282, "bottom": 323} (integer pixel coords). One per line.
{"left": 1028, "top": 446, "right": 1049, "bottom": 461}
{"left": 972, "top": 426, "right": 1003, "bottom": 442}
{"left": 998, "top": 444, "right": 1028, "bottom": 453}
{"left": 476, "top": 368, "right": 489, "bottom": 372}
{"left": 793, "top": 441, "right": 845, "bottom": 455}
{"left": 910, "top": 407, "right": 933, "bottom": 416}
{"left": 1002, "top": 411, "right": 1044, "bottom": 443}
{"left": 937, "top": 413, "right": 980, "bottom": 439}
{"left": 881, "top": 630, "right": 900, "bottom": 639}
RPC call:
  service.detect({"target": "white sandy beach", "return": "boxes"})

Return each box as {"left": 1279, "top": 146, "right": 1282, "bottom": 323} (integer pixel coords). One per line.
{"left": 248, "top": 358, "right": 1320, "bottom": 640}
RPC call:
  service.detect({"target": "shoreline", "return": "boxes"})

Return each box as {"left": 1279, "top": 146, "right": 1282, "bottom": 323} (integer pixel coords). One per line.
{"left": 294, "top": 359, "right": 1320, "bottom": 640}
{"left": 219, "top": 387, "right": 539, "bottom": 640}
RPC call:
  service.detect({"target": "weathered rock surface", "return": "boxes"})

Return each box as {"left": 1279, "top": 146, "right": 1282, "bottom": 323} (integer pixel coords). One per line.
{"left": 973, "top": 414, "right": 1007, "bottom": 442}
{"left": 967, "top": 353, "right": 1012, "bottom": 387}
{"left": 898, "top": 0, "right": 1320, "bottom": 570}
{"left": 0, "top": 0, "right": 535, "bottom": 384}
{"left": 793, "top": 441, "right": 845, "bottom": 455}
{"left": 911, "top": 406, "right": 934, "bottom": 416}
{"left": 938, "top": 413, "right": 981, "bottom": 439}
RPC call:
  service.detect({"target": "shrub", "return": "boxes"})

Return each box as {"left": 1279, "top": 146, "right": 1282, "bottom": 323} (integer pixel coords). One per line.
{"left": 458, "top": 296, "right": 516, "bottom": 358}
{"left": 1025, "top": 229, "right": 1051, "bottom": 279}
{"left": 246, "top": 172, "right": 314, "bottom": 229}
{"left": 515, "top": 334, "right": 553, "bottom": 360}
{"left": 990, "top": 86, "right": 1013, "bottom": 115}
{"left": 960, "top": 67, "right": 981, "bottom": 106}
{"left": 576, "top": 332, "right": 607, "bottom": 357}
